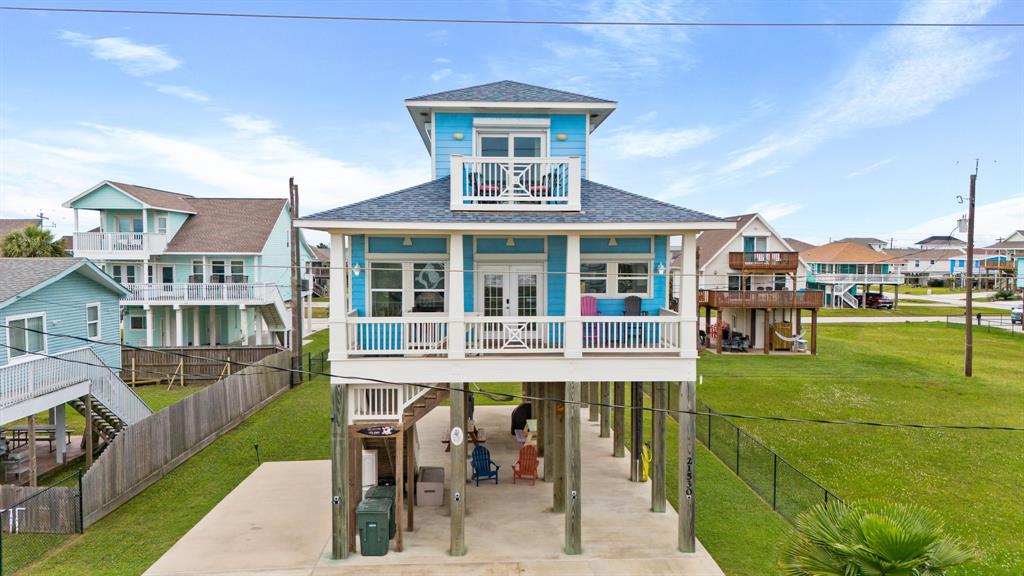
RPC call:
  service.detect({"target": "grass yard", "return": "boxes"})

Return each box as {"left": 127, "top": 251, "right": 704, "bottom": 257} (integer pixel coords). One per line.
{"left": 893, "top": 286, "right": 965, "bottom": 295}
{"left": 697, "top": 323, "right": 1024, "bottom": 575}
{"left": 806, "top": 305, "right": 1008, "bottom": 317}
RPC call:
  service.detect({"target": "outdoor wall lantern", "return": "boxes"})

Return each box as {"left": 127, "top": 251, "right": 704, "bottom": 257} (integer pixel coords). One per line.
{"left": 608, "top": 237, "right": 618, "bottom": 247}
{"left": 556, "top": 133, "right": 568, "bottom": 141}
{"left": 506, "top": 237, "right": 516, "bottom": 247}
{"left": 402, "top": 237, "right": 413, "bottom": 246}
{"left": 657, "top": 262, "right": 666, "bottom": 275}
{"left": 352, "top": 263, "right": 362, "bottom": 277}
{"left": 453, "top": 132, "right": 464, "bottom": 140}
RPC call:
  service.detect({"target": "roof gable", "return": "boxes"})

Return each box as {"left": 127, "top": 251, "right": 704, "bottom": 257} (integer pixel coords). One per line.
{"left": 64, "top": 181, "right": 196, "bottom": 213}
{"left": 0, "top": 258, "right": 128, "bottom": 309}
{"left": 407, "top": 80, "right": 615, "bottom": 104}
{"left": 803, "top": 242, "right": 891, "bottom": 264}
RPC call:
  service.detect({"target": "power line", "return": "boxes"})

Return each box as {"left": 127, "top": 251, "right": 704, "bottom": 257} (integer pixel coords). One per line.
{"left": 5, "top": 324, "right": 1023, "bottom": 432}
{"left": 1, "top": 6, "right": 1020, "bottom": 27}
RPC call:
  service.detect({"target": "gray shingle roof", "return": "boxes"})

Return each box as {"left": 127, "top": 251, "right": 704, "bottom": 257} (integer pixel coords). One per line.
{"left": 407, "top": 80, "right": 615, "bottom": 104}
{"left": 0, "top": 258, "right": 83, "bottom": 303}
{"left": 164, "top": 198, "right": 287, "bottom": 254}
{"left": 107, "top": 181, "right": 197, "bottom": 213}
{"left": 303, "top": 177, "right": 721, "bottom": 225}
{"left": 0, "top": 219, "right": 42, "bottom": 239}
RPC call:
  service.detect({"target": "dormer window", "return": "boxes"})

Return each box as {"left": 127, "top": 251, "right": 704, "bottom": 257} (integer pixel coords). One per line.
{"left": 476, "top": 131, "right": 546, "bottom": 158}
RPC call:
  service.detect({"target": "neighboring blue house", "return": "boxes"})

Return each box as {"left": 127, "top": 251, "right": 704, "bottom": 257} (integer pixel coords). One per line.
{"left": 63, "top": 182, "right": 314, "bottom": 348}
{"left": 297, "top": 80, "right": 733, "bottom": 556}
{"left": 0, "top": 258, "right": 150, "bottom": 478}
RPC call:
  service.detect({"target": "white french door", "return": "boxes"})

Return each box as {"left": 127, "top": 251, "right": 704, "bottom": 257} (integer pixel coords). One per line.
{"left": 479, "top": 264, "right": 543, "bottom": 318}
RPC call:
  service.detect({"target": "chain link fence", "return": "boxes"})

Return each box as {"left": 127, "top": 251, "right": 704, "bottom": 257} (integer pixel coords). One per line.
{"left": 0, "top": 471, "right": 83, "bottom": 575}
{"left": 305, "top": 349, "right": 329, "bottom": 380}
{"left": 696, "top": 399, "right": 840, "bottom": 522}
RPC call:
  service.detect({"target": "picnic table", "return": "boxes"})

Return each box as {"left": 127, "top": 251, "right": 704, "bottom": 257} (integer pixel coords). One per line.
{"left": 3, "top": 425, "right": 75, "bottom": 453}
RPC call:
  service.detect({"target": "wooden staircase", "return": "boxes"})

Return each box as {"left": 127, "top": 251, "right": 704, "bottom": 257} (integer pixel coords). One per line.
{"left": 361, "top": 384, "right": 448, "bottom": 483}
{"left": 402, "top": 384, "right": 449, "bottom": 429}
{"left": 68, "top": 397, "right": 125, "bottom": 444}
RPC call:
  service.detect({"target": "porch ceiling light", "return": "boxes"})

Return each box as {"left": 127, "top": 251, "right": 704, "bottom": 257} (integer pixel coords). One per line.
{"left": 353, "top": 263, "right": 362, "bottom": 277}
{"left": 657, "top": 262, "right": 666, "bottom": 275}
{"left": 506, "top": 237, "right": 516, "bottom": 247}
{"left": 608, "top": 238, "right": 618, "bottom": 247}
{"left": 403, "top": 237, "right": 413, "bottom": 246}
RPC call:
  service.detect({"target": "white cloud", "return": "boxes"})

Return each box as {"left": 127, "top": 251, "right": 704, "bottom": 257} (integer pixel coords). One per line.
{"left": 716, "top": 0, "right": 1007, "bottom": 177}
{"left": 145, "top": 83, "right": 210, "bottom": 103}
{"left": 601, "top": 126, "right": 717, "bottom": 158}
{"left": 222, "top": 114, "right": 275, "bottom": 135}
{"left": 60, "top": 31, "right": 180, "bottom": 76}
{"left": 433, "top": 57, "right": 451, "bottom": 64}
{"left": 749, "top": 201, "right": 804, "bottom": 222}
{"left": 893, "top": 195, "right": 1024, "bottom": 246}
{"left": 846, "top": 158, "right": 894, "bottom": 179}
{"left": 430, "top": 68, "right": 453, "bottom": 82}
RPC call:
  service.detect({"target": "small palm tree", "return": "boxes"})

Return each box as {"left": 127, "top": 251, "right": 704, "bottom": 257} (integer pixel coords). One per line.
{"left": 1, "top": 226, "right": 67, "bottom": 257}
{"left": 781, "top": 500, "right": 975, "bottom": 576}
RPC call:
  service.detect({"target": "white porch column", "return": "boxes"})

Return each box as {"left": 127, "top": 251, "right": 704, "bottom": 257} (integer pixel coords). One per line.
{"left": 209, "top": 306, "right": 217, "bottom": 345}
{"left": 565, "top": 233, "right": 582, "bottom": 358}
{"left": 679, "top": 232, "right": 698, "bottom": 356}
{"left": 448, "top": 233, "right": 465, "bottom": 359}
{"left": 145, "top": 306, "right": 154, "bottom": 347}
{"left": 240, "top": 305, "right": 250, "bottom": 346}
{"left": 192, "top": 307, "right": 201, "bottom": 346}
{"left": 54, "top": 403, "right": 67, "bottom": 464}
{"left": 255, "top": 308, "right": 265, "bottom": 345}
{"left": 73, "top": 209, "right": 79, "bottom": 233}
{"left": 329, "top": 232, "right": 349, "bottom": 360}
{"left": 174, "top": 306, "right": 184, "bottom": 346}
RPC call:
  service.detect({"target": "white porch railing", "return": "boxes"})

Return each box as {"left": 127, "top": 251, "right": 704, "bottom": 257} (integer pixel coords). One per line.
{"left": 348, "top": 383, "right": 432, "bottom": 422}
{"left": 73, "top": 232, "right": 168, "bottom": 256}
{"left": 0, "top": 347, "right": 151, "bottom": 425}
{"left": 122, "top": 283, "right": 281, "bottom": 304}
{"left": 582, "top": 312, "right": 681, "bottom": 353}
{"left": 465, "top": 316, "right": 565, "bottom": 353}
{"left": 450, "top": 155, "right": 581, "bottom": 211}
{"left": 812, "top": 273, "right": 905, "bottom": 284}
{"left": 345, "top": 317, "right": 449, "bottom": 356}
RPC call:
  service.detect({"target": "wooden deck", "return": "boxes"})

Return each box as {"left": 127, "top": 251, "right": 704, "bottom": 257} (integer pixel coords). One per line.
{"left": 698, "top": 289, "right": 824, "bottom": 309}
{"left": 728, "top": 251, "right": 799, "bottom": 272}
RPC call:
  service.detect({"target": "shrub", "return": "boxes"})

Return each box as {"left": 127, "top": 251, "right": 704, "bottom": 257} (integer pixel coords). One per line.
{"left": 993, "top": 288, "right": 1016, "bottom": 301}
{"left": 927, "top": 278, "right": 946, "bottom": 288}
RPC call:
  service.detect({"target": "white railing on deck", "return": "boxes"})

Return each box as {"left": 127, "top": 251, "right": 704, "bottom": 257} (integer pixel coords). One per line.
{"left": 811, "top": 273, "right": 904, "bottom": 284}
{"left": 450, "top": 155, "right": 581, "bottom": 211}
{"left": 582, "top": 313, "right": 681, "bottom": 353}
{"left": 0, "top": 347, "right": 151, "bottom": 425}
{"left": 347, "top": 383, "right": 433, "bottom": 422}
{"left": 346, "top": 317, "right": 449, "bottom": 356}
{"left": 122, "top": 283, "right": 280, "bottom": 304}
{"left": 465, "top": 316, "right": 565, "bottom": 353}
{"left": 73, "top": 232, "right": 168, "bottom": 255}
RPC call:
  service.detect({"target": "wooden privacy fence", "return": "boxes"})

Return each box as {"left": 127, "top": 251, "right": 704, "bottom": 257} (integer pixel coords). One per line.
{"left": 121, "top": 345, "right": 284, "bottom": 384}
{"left": 0, "top": 481, "right": 81, "bottom": 534}
{"left": 81, "top": 350, "right": 292, "bottom": 527}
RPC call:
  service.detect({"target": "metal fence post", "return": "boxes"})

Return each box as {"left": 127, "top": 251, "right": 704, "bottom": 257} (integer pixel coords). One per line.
{"left": 772, "top": 453, "right": 778, "bottom": 510}
{"left": 707, "top": 411, "right": 712, "bottom": 450}
{"left": 735, "top": 427, "right": 741, "bottom": 474}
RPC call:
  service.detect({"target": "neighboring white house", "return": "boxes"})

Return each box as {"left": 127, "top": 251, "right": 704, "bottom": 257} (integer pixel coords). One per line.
{"left": 915, "top": 235, "right": 966, "bottom": 250}
{"left": 886, "top": 248, "right": 965, "bottom": 286}
{"left": 837, "top": 237, "right": 888, "bottom": 251}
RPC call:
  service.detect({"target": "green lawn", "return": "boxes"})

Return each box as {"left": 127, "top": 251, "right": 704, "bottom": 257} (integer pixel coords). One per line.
{"left": 807, "top": 305, "right": 1008, "bottom": 317}
{"left": 697, "top": 324, "right": 1024, "bottom": 576}
{"left": 893, "top": 286, "right": 964, "bottom": 295}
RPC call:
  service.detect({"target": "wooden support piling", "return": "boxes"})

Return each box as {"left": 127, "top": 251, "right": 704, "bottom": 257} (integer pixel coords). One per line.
{"left": 544, "top": 383, "right": 555, "bottom": 482}
{"left": 811, "top": 309, "right": 818, "bottom": 355}
{"left": 612, "top": 382, "right": 625, "bottom": 458}
{"left": 553, "top": 384, "right": 565, "bottom": 512}
{"left": 678, "top": 381, "right": 696, "bottom": 552}
{"left": 536, "top": 383, "right": 545, "bottom": 458}
{"left": 395, "top": 425, "right": 404, "bottom": 551}
{"left": 406, "top": 425, "right": 415, "bottom": 532}
{"left": 588, "top": 382, "right": 599, "bottom": 422}
{"left": 599, "top": 382, "right": 610, "bottom": 438}
{"left": 27, "top": 415, "right": 37, "bottom": 487}
{"left": 449, "top": 382, "right": 467, "bottom": 556}
{"left": 330, "top": 383, "right": 350, "bottom": 559}
{"left": 630, "top": 382, "right": 644, "bottom": 482}
{"left": 564, "top": 381, "right": 582, "bottom": 555}
{"left": 651, "top": 382, "right": 666, "bottom": 512}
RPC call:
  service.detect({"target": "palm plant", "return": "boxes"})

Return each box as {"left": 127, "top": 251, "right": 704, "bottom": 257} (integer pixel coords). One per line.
{"left": 781, "top": 500, "right": 975, "bottom": 576}
{"left": 1, "top": 226, "right": 67, "bottom": 257}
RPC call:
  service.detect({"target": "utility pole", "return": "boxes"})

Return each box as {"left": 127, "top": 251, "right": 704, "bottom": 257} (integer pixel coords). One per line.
{"left": 290, "top": 177, "right": 304, "bottom": 387}
{"left": 964, "top": 164, "right": 977, "bottom": 377}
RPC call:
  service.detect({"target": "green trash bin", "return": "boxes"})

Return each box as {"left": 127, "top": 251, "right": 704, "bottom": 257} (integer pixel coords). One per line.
{"left": 356, "top": 498, "right": 391, "bottom": 556}
{"left": 364, "top": 485, "right": 396, "bottom": 539}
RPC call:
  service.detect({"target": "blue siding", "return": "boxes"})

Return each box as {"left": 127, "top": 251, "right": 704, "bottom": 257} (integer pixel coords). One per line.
{"left": 581, "top": 237, "right": 651, "bottom": 254}
{"left": 0, "top": 269, "right": 123, "bottom": 368}
{"left": 257, "top": 205, "right": 297, "bottom": 300}
{"left": 476, "top": 237, "right": 545, "bottom": 254}
{"left": 351, "top": 235, "right": 366, "bottom": 316}
{"left": 367, "top": 236, "right": 447, "bottom": 254}
{"left": 547, "top": 236, "right": 567, "bottom": 316}
{"left": 464, "top": 235, "right": 474, "bottom": 313}
{"left": 592, "top": 235, "right": 667, "bottom": 315}
{"left": 434, "top": 112, "right": 588, "bottom": 177}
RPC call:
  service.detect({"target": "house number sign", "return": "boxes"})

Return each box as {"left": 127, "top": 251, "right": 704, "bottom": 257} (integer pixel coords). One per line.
{"left": 450, "top": 427, "right": 464, "bottom": 446}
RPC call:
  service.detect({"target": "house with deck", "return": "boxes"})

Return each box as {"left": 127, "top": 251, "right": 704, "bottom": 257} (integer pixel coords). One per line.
{"left": 803, "top": 241, "right": 904, "bottom": 308}
{"left": 0, "top": 258, "right": 151, "bottom": 484}
{"left": 297, "top": 80, "right": 730, "bottom": 558}
{"left": 915, "top": 235, "right": 965, "bottom": 250}
{"left": 886, "top": 248, "right": 964, "bottom": 286}
{"left": 683, "top": 213, "right": 822, "bottom": 354}
{"left": 63, "top": 182, "right": 311, "bottom": 349}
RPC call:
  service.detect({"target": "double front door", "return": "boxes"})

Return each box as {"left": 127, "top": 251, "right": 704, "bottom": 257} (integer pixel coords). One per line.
{"left": 479, "top": 264, "right": 544, "bottom": 348}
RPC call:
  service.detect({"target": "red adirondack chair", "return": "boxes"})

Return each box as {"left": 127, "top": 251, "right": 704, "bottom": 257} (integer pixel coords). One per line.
{"left": 512, "top": 444, "right": 539, "bottom": 485}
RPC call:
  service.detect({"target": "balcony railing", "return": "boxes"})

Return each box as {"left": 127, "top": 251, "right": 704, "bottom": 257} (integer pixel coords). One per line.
{"left": 121, "top": 282, "right": 281, "bottom": 304}
{"left": 450, "top": 155, "right": 581, "bottom": 211}
{"left": 728, "top": 251, "right": 799, "bottom": 271}
{"left": 811, "top": 272, "right": 904, "bottom": 284}
{"left": 73, "top": 232, "right": 168, "bottom": 256}
{"left": 699, "top": 289, "right": 824, "bottom": 309}
{"left": 348, "top": 383, "right": 429, "bottom": 421}
{"left": 345, "top": 317, "right": 449, "bottom": 356}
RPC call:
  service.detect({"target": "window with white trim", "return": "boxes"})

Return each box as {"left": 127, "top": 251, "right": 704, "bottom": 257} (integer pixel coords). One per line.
{"left": 616, "top": 262, "right": 649, "bottom": 295}
{"left": 86, "top": 303, "right": 101, "bottom": 339}
{"left": 774, "top": 274, "right": 787, "bottom": 291}
{"left": 211, "top": 260, "right": 226, "bottom": 283}
{"left": 230, "top": 260, "right": 244, "bottom": 283}
{"left": 156, "top": 213, "right": 168, "bottom": 234}
{"left": 370, "top": 262, "right": 403, "bottom": 317}
{"left": 7, "top": 314, "right": 45, "bottom": 360}
{"left": 580, "top": 262, "right": 607, "bottom": 294}
{"left": 579, "top": 259, "right": 652, "bottom": 297}
{"left": 129, "top": 315, "right": 146, "bottom": 330}
{"left": 191, "top": 260, "right": 203, "bottom": 283}
{"left": 412, "top": 262, "right": 445, "bottom": 313}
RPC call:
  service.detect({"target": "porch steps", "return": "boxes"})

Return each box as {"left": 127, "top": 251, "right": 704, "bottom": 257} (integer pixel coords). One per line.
{"left": 68, "top": 396, "right": 124, "bottom": 444}
{"left": 402, "top": 385, "right": 449, "bottom": 429}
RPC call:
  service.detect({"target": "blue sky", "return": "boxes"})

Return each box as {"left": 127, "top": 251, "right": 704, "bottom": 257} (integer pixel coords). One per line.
{"left": 1, "top": 0, "right": 1021, "bottom": 246}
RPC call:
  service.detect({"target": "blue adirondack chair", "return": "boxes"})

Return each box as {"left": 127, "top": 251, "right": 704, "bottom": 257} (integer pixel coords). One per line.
{"left": 471, "top": 445, "right": 499, "bottom": 486}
